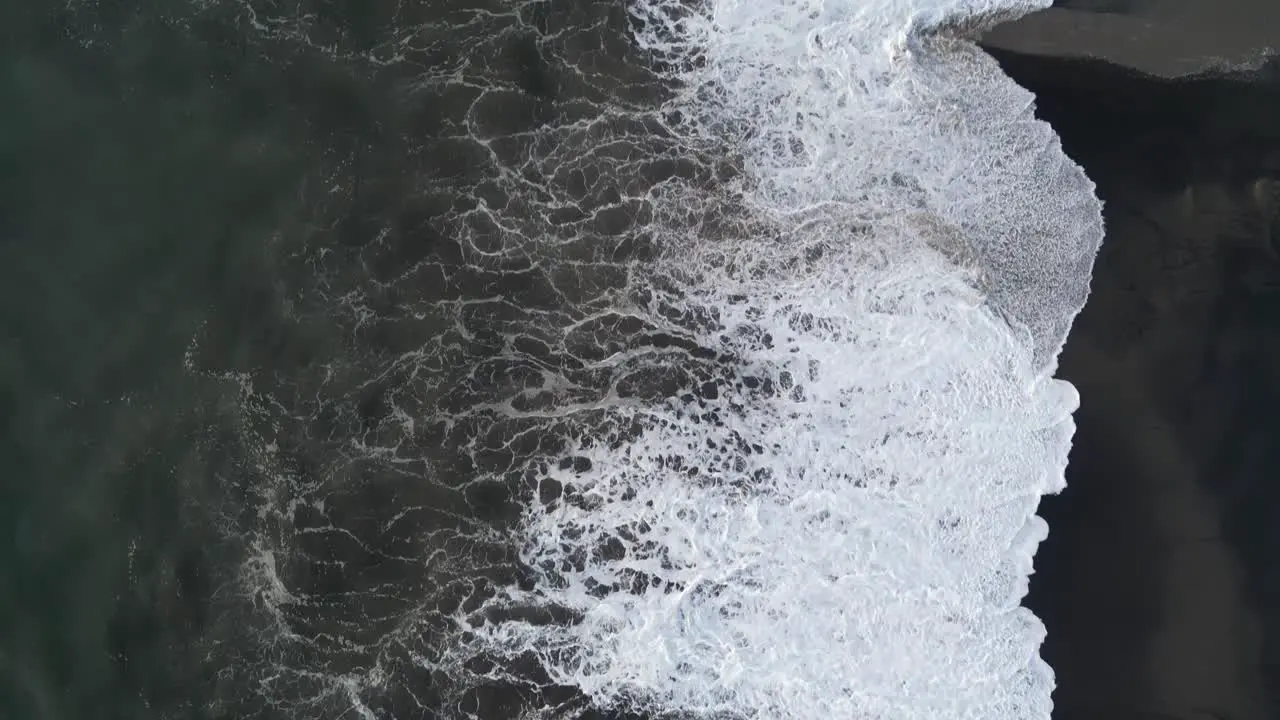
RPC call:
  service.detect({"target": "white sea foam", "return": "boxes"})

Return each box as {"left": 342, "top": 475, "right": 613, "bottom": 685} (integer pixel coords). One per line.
{"left": 459, "top": 0, "right": 1103, "bottom": 719}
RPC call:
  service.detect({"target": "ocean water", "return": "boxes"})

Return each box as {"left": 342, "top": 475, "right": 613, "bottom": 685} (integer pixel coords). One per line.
{"left": 2, "top": 1, "right": 1102, "bottom": 719}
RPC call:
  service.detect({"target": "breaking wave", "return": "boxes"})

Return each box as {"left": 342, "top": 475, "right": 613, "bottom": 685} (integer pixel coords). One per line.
{"left": 456, "top": 1, "right": 1103, "bottom": 718}
{"left": 186, "top": 0, "right": 1103, "bottom": 718}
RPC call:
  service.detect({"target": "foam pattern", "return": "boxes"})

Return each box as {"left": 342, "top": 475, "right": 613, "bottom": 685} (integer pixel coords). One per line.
{"left": 172, "top": 0, "right": 1105, "bottom": 717}
{"left": 458, "top": 0, "right": 1103, "bottom": 718}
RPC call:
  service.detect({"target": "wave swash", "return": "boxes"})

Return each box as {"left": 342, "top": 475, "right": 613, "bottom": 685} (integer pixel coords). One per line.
{"left": 199, "top": 0, "right": 1104, "bottom": 718}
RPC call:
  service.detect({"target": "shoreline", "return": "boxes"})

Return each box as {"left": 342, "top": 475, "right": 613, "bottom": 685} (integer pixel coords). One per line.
{"left": 989, "top": 45, "right": 1280, "bottom": 719}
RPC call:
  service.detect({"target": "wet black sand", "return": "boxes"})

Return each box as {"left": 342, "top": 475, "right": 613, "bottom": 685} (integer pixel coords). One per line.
{"left": 987, "top": 48, "right": 1280, "bottom": 719}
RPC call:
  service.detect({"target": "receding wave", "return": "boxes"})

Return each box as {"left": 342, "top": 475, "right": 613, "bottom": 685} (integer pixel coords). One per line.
{"left": 182, "top": 0, "right": 1103, "bottom": 718}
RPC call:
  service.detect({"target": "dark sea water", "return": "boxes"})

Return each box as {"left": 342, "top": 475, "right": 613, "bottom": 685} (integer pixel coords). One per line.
{"left": 1, "top": 2, "right": 666, "bottom": 718}
{"left": 4, "top": 0, "right": 799, "bottom": 715}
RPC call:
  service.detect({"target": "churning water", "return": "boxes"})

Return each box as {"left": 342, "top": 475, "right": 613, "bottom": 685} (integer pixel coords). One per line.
{"left": 176, "top": 0, "right": 1104, "bottom": 718}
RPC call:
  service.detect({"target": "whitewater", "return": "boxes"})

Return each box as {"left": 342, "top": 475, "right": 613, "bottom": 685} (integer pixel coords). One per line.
{"left": 456, "top": 0, "right": 1103, "bottom": 718}
{"left": 202, "top": 0, "right": 1104, "bottom": 718}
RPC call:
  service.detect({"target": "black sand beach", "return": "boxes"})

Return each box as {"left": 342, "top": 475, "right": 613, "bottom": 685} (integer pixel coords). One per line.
{"left": 985, "top": 45, "right": 1280, "bottom": 720}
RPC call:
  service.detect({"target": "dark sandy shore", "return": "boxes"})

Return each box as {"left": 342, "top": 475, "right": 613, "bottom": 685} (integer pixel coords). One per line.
{"left": 984, "top": 0, "right": 1280, "bottom": 79}
{"left": 983, "top": 31, "right": 1280, "bottom": 718}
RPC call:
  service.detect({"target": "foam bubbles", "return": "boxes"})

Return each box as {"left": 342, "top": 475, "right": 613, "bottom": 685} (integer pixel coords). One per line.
{"left": 461, "top": 0, "right": 1103, "bottom": 718}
